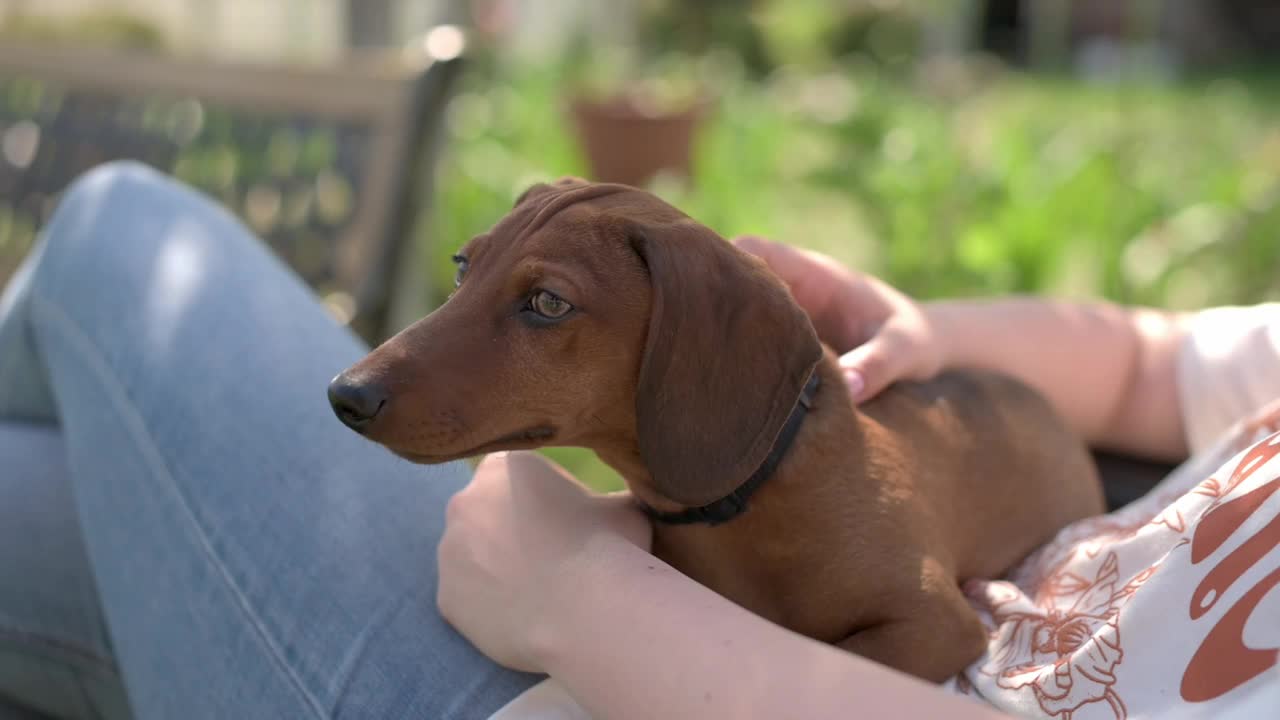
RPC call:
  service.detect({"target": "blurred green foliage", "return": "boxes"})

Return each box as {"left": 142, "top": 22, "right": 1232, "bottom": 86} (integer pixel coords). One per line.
{"left": 632, "top": 0, "right": 926, "bottom": 77}
{"left": 7, "top": 1, "right": 1275, "bottom": 494}
{"left": 427, "top": 54, "right": 1280, "bottom": 491}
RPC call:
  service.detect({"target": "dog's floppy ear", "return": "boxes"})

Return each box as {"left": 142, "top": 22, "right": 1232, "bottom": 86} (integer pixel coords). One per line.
{"left": 514, "top": 176, "right": 590, "bottom": 207}
{"left": 630, "top": 219, "right": 823, "bottom": 506}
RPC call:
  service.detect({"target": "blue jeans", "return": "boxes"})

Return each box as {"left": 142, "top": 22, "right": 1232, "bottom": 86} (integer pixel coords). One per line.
{"left": 0, "top": 163, "right": 538, "bottom": 719}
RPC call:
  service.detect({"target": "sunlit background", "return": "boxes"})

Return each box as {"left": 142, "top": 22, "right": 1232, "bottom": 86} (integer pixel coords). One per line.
{"left": 2, "top": 0, "right": 1278, "bottom": 489}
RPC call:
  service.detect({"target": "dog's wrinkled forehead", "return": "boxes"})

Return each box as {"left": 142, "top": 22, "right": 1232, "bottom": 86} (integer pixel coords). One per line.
{"left": 479, "top": 181, "right": 691, "bottom": 255}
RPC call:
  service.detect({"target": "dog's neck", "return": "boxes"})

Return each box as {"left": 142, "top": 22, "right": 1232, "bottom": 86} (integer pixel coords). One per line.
{"left": 596, "top": 350, "right": 865, "bottom": 521}
{"left": 636, "top": 370, "right": 820, "bottom": 525}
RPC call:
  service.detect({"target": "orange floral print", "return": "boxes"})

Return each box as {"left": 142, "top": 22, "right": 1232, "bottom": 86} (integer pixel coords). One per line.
{"left": 971, "top": 552, "right": 1166, "bottom": 719}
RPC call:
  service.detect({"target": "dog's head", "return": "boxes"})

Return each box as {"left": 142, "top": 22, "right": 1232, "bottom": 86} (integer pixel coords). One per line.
{"left": 329, "top": 178, "right": 822, "bottom": 506}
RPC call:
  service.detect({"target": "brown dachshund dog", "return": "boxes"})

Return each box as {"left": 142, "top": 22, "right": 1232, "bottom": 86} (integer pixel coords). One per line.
{"left": 328, "top": 178, "right": 1105, "bottom": 681}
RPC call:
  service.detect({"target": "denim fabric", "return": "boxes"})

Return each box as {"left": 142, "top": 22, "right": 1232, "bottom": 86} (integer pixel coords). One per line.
{"left": 0, "top": 162, "right": 538, "bottom": 719}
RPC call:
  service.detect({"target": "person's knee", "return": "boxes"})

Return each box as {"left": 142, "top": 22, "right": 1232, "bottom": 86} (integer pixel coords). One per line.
{"left": 56, "top": 160, "right": 177, "bottom": 225}
{"left": 36, "top": 161, "right": 213, "bottom": 279}
{"left": 70, "top": 159, "right": 168, "bottom": 193}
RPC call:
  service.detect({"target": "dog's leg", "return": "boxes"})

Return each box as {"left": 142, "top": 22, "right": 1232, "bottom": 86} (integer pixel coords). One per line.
{"left": 835, "top": 582, "right": 987, "bottom": 683}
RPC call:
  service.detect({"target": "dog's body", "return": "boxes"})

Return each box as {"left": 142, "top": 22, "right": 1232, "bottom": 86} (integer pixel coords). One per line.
{"left": 330, "top": 179, "right": 1105, "bottom": 681}
{"left": 649, "top": 354, "right": 1101, "bottom": 679}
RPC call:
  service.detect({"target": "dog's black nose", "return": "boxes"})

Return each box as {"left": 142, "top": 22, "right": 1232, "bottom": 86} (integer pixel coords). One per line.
{"left": 328, "top": 374, "right": 387, "bottom": 433}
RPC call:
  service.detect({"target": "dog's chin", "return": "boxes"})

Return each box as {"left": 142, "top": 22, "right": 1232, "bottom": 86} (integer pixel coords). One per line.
{"left": 386, "top": 426, "right": 556, "bottom": 465}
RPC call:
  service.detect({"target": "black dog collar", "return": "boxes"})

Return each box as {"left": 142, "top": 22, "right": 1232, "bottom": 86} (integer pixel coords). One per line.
{"left": 639, "top": 370, "right": 821, "bottom": 527}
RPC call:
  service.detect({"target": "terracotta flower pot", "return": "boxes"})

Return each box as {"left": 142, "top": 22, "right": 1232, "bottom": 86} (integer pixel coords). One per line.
{"left": 568, "top": 93, "right": 711, "bottom": 188}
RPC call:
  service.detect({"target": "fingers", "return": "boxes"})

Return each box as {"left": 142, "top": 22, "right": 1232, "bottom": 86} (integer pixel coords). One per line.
{"left": 732, "top": 235, "right": 852, "bottom": 344}
{"left": 504, "top": 449, "right": 570, "bottom": 481}
{"left": 733, "top": 235, "right": 849, "bottom": 283}
{"left": 732, "top": 235, "right": 808, "bottom": 285}
{"left": 473, "top": 450, "right": 568, "bottom": 486}
{"left": 838, "top": 326, "right": 915, "bottom": 403}
{"left": 735, "top": 235, "right": 941, "bottom": 402}
{"left": 471, "top": 450, "right": 511, "bottom": 482}
{"left": 730, "top": 234, "right": 770, "bottom": 254}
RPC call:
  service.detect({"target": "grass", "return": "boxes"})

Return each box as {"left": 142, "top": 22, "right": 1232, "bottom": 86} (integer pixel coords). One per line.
{"left": 423, "top": 55, "right": 1280, "bottom": 491}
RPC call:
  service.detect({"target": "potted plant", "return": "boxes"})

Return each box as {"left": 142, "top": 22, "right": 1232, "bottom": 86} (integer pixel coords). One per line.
{"left": 566, "top": 48, "right": 712, "bottom": 188}
{"left": 559, "top": 0, "right": 773, "bottom": 188}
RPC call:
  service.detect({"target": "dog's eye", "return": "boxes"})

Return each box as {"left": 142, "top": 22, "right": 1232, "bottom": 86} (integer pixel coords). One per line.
{"left": 451, "top": 254, "right": 468, "bottom": 288}
{"left": 529, "top": 290, "right": 573, "bottom": 319}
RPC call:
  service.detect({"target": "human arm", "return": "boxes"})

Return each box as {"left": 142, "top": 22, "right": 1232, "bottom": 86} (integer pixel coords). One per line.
{"left": 536, "top": 532, "right": 1002, "bottom": 720}
{"left": 438, "top": 452, "right": 1006, "bottom": 720}
{"left": 734, "top": 236, "right": 1192, "bottom": 462}
{"left": 925, "top": 298, "right": 1190, "bottom": 461}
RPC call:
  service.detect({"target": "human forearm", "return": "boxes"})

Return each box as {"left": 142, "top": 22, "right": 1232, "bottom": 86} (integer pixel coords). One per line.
{"left": 534, "top": 535, "right": 1005, "bottom": 720}
{"left": 924, "top": 297, "right": 1190, "bottom": 461}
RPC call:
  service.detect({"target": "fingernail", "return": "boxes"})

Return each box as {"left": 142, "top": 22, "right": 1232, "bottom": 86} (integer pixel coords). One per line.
{"left": 842, "top": 368, "right": 865, "bottom": 399}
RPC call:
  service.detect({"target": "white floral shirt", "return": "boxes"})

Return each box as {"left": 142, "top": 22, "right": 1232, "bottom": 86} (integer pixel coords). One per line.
{"left": 948, "top": 304, "right": 1280, "bottom": 719}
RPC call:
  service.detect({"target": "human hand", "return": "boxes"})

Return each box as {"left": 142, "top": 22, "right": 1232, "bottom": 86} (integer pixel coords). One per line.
{"left": 734, "top": 236, "right": 942, "bottom": 402}
{"left": 436, "top": 451, "right": 651, "bottom": 672}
